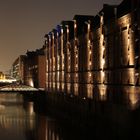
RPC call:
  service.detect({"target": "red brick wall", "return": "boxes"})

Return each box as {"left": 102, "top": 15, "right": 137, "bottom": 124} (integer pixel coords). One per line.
{"left": 38, "top": 56, "right": 46, "bottom": 88}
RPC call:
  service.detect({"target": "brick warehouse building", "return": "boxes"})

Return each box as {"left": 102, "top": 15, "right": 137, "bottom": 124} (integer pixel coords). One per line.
{"left": 12, "top": 46, "right": 46, "bottom": 89}
{"left": 10, "top": 0, "right": 140, "bottom": 137}
{"left": 11, "top": 0, "right": 140, "bottom": 110}
{"left": 25, "top": 46, "right": 46, "bottom": 89}
{"left": 44, "top": 0, "right": 140, "bottom": 109}
{"left": 12, "top": 55, "right": 26, "bottom": 84}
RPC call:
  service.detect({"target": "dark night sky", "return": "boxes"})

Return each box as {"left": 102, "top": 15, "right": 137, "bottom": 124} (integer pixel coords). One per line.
{"left": 0, "top": 0, "right": 122, "bottom": 72}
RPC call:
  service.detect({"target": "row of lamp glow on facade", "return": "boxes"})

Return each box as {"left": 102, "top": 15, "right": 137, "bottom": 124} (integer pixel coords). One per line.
{"left": 45, "top": 14, "right": 108, "bottom": 100}
{"left": 43, "top": 4, "right": 139, "bottom": 109}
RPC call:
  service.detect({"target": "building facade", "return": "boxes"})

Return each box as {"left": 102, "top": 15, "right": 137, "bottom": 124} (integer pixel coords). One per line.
{"left": 10, "top": 0, "right": 140, "bottom": 109}
{"left": 25, "top": 46, "right": 46, "bottom": 89}
{"left": 12, "top": 55, "right": 26, "bottom": 84}
{"left": 12, "top": 46, "right": 46, "bottom": 89}
{"left": 44, "top": 0, "right": 140, "bottom": 106}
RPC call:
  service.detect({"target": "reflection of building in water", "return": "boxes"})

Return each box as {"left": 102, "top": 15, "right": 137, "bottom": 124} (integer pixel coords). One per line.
{"left": 0, "top": 115, "right": 35, "bottom": 130}
{"left": 125, "top": 86, "right": 140, "bottom": 110}
{"left": 44, "top": 0, "right": 140, "bottom": 102}
{"left": 0, "top": 94, "right": 35, "bottom": 131}
{"left": 35, "top": 116, "right": 60, "bottom": 140}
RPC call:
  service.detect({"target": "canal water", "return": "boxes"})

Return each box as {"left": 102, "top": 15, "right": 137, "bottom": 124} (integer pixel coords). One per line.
{"left": 0, "top": 93, "right": 90, "bottom": 140}
{"left": 0, "top": 92, "right": 140, "bottom": 140}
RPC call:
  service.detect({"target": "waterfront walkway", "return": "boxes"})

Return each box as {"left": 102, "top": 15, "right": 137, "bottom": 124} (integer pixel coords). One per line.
{"left": 0, "top": 83, "right": 40, "bottom": 92}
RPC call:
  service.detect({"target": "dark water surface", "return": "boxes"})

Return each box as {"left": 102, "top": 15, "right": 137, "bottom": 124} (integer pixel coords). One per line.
{"left": 0, "top": 92, "right": 140, "bottom": 140}
{"left": 0, "top": 93, "right": 89, "bottom": 140}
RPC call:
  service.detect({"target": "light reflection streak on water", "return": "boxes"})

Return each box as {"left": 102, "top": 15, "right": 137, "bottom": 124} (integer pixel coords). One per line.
{"left": 0, "top": 93, "right": 62, "bottom": 140}
{"left": 1, "top": 89, "right": 140, "bottom": 140}
{"left": 0, "top": 93, "right": 35, "bottom": 140}
{"left": 127, "top": 87, "right": 140, "bottom": 110}
{"left": 99, "top": 85, "right": 107, "bottom": 101}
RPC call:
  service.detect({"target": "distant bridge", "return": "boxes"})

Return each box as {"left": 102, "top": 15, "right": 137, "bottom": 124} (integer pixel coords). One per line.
{"left": 0, "top": 84, "right": 42, "bottom": 92}
{"left": 0, "top": 78, "right": 17, "bottom": 83}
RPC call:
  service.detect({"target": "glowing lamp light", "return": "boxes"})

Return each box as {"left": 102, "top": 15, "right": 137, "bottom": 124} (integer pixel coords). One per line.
{"left": 89, "top": 51, "right": 92, "bottom": 54}
{"left": 89, "top": 73, "right": 92, "bottom": 77}
{"left": 62, "top": 64, "right": 64, "bottom": 68}
{"left": 88, "top": 23, "right": 90, "bottom": 30}
{"left": 52, "top": 33, "right": 54, "bottom": 40}
{"left": 67, "top": 28, "right": 69, "bottom": 34}
{"left": 61, "top": 28, "right": 63, "bottom": 34}
{"left": 30, "top": 79, "right": 34, "bottom": 87}
{"left": 88, "top": 40, "right": 91, "bottom": 45}
{"left": 101, "top": 71, "right": 105, "bottom": 78}
{"left": 74, "top": 20, "right": 77, "bottom": 29}
{"left": 83, "top": 97, "right": 86, "bottom": 100}
{"left": 89, "top": 61, "right": 92, "bottom": 66}
{"left": 100, "top": 15, "right": 104, "bottom": 25}
{"left": 102, "top": 59, "right": 105, "bottom": 66}
{"left": 102, "top": 46, "right": 105, "bottom": 52}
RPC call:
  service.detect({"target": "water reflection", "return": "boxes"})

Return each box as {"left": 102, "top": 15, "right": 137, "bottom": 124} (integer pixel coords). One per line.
{"left": 99, "top": 84, "right": 107, "bottom": 101}
{"left": 35, "top": 116, "right": 61, "bottom": 140}
{"left": 1, "top": 90, "right": 140, "bottom": 140}
{"left": 125, "top": 86, "right": 140, "bottom": 110}
{"left": 0, "top": 93, "right": 35, "bottom": 140}
{"left": 0, "top": 93, "right": 87, "bottom": 140}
